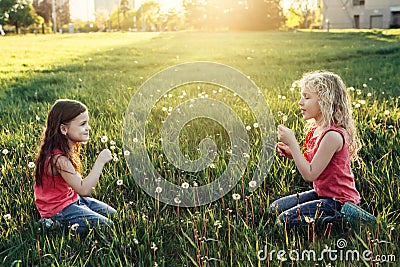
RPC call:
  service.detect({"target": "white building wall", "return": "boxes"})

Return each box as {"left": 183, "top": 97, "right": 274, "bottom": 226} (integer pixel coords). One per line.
{"left": 321, "top": 0, "right": 400, "bottom": 29}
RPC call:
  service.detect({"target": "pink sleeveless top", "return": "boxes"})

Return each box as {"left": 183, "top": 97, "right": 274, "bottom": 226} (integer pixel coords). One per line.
{"left": 34, "top": 149, "right": 79, "bottom": 218}
{"left": 303, "top": 126, "right": 360, "bottom": 204}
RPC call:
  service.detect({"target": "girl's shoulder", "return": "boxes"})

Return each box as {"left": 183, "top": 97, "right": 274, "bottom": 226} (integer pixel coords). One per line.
{"left": 318, "top": 125, "right": 349, "bottom": 145}
{"left": 52, "top": 148, "right": 65, "bottom": 155}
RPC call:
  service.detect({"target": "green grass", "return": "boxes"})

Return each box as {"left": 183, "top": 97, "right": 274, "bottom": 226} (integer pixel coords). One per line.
{"left": 0, "top": 30, "right": 399, "bottom": 266}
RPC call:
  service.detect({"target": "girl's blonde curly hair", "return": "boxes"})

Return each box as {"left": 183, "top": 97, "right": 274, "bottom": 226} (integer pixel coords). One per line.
{"left": 297, "top": 71, "right": 361, "bottom": 160}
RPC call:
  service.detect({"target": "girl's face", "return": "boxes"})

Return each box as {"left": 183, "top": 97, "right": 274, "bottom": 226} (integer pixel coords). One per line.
{"left": 298, "top": 88, "right": 322, "bottom": 123}
{"left": 61, "top": 111, "right": 91, "bottom": 145}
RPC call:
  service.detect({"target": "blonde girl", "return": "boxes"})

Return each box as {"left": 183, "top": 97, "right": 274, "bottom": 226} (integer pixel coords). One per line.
{"left": 270, "top": 71, "right": 361, "bottom": 227}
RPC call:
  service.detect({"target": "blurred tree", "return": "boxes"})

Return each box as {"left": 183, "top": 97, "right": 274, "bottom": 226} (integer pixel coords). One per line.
{"left": 233, "top": 0, "right": 285, "bottom": 30}
{"left": 162, "top": 8, "right": 184, "bottom": 31}
{"left": 32, "top": 0, "right": 51, "bottom": 25}
{"left": 120, "top": 0, "right": 130, "bottom": 18}
{"left": 32, "top": 0, "right": 69, "bottom": 33}
{"left": 182, "top": 0, "right": 284, "bottom": 31}
{"left": 95, "top": 9, "right": 109, "bottom": 31}
{"left": 183, "top": 0, "right": 206, "bottom": 30}
{"left": 7, "top": 1, "right": 35, "bottom": 34}
{"left": 284, "top": 0, "right": 320, "bottom": 29}
{"left": 135, "top": 1, "right": 160, "bottom": 31}
{"left": 0, "top": 0, "right": 13, "bottom": 26}
{"left": 56, "top": 0, "right": 70, "bottom": 29}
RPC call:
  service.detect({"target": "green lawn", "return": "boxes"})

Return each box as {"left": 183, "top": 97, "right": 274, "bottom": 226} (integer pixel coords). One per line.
{"left": 0, "top": 30, "right": 399, "bottom": 266}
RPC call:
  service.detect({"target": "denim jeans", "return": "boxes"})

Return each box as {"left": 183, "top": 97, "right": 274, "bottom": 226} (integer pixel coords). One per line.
{"left": 268, "top": 190, "right": 342, "bottom": 228}
{"left": 51, "top": 196, "right": 117, "bottom": 234}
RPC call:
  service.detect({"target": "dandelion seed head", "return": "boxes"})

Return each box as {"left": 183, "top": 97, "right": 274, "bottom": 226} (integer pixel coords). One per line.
{"left": 249, "top": 180, "right": 257, "bottom": 188}
{"left": 28, "top": 162, "right": 35, "bottom": 169}
{"left": 155, "top": 187, "right": 163, "bottom": 193}
{"left": 70, "top": 223, "right": 79, "bottom": 231}
{"left": 2, "top": 149, "right": 9, "bottom": 155}
{"left": 3, "top": 214, "right": 11, "bottom": 221}
{"left": 232, "top": 193, "right": 241, "bottom": 200}
{"left": 174, "top": 196, "right": 182, "bottom": 204}
{"left": 101, "top": 136, "right": 108, "bottom": 143}
{"left": 181, "top": 182, "right": 189, "bottom": 189}
{"left": 304, "top": 216, "right": 315, "bottom": 223}
{"left": 117, "top": 179, "right": 123, "bottom": 186}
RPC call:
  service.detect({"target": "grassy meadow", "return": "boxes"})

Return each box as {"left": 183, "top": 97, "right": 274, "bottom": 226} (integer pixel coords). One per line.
{"left": 0, "top": 30, "right": 399, "bottom": 266}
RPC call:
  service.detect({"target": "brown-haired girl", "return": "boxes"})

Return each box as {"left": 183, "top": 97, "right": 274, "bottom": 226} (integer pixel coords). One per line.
{"left": 34, "top": 99, "right": 116, "bottom": 234}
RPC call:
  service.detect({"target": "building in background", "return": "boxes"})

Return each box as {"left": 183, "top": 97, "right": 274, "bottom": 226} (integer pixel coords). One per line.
{"left": 321, "top": 0, "right": 400, "bottom": 29}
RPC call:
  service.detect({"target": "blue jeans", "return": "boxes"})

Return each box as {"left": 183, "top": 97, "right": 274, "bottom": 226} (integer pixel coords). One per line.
{"left": 268, "top": 190, "right": 342, "bottom": 228}
{"left": 51, "top": 196, "right": 117, "bottom": 234}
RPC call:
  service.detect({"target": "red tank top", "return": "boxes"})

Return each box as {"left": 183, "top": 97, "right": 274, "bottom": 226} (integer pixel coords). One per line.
{"left": 303, "top": 126, "right": 360, "bottom": 204}
{"left": 34, "top": 149, "right": 79, "bottom": 218}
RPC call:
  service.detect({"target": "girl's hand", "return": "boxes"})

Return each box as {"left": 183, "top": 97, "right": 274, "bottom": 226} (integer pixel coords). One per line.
{"left": 276, "top": 142, "right": 293, "bottom": 159}
{"left": 277, "top": 124, "right": 297, "bottom": 148}
{"left": 97, "top": 149, "right": 113, "bottom": 165}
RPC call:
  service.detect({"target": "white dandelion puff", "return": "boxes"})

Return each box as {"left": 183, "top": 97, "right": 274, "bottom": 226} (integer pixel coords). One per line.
{"left": 101, "top": 136, "right": 108, "bottom": 143}
{"left": 174, "top": 196, "right": 182, "bottom": 204}
{"left": 249, "top": 180, "right": 257, "bottom": 188}
{"left": 181, "top": 182, "right": 189, "bottom": 189}
{"left": 28, "top": 162, "right": 35, "bottom": 169}
{"left": 70, "top": 223, "right": 79, "bottom": 231}
{"left": 155, "top": 187, "right": 163, "bottom": 193}
{"left": 232, "top": 193, "right": 241, "bottom": 200}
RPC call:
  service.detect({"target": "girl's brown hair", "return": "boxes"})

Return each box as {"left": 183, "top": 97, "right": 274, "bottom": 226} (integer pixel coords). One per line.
{"left": 35, "top": 99, "right": 87, "bottom": 186}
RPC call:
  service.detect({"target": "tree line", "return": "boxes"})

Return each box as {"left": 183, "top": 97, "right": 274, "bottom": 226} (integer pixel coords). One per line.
{"left": 0, "top": 0, "right": 321, "bottom": 34}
